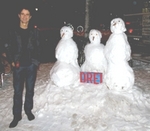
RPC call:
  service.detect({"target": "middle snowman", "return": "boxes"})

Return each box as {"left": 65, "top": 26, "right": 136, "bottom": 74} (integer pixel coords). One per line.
{"left": 81, "top": 29, "right": 107, "bottom": 75}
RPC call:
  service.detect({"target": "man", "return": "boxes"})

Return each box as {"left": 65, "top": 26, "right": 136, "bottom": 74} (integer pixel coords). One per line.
{"left": 7, "top": 6, "right": 40, "bottom": 128}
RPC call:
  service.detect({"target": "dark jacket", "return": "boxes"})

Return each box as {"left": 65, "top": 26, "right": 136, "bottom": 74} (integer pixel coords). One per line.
{"left": 7, "top": 26, "right": 41, "bottom": 67}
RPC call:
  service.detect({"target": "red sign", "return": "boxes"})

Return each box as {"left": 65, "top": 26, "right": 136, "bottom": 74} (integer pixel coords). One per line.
{"left": 80, "top": 72, "right": 103, "bottom": 84}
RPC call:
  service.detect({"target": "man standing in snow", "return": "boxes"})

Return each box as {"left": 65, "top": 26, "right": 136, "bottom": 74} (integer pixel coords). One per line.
{"left": 6, "top": 5, "right": 40, "bottom": 128}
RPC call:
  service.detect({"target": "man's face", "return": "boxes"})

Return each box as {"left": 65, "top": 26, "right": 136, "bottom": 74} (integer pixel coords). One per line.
{"left": 18, "top": 9, "right": 32, "bottom": 24}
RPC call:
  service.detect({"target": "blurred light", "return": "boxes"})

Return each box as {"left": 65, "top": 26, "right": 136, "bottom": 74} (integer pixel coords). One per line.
{"left": 129, "top": 29, "right": 133, "bottom": 33}
{"left": 34, "top": 25, "right": 37, "bottom": 28}
{"left": 133, "top": 38, "right": 139, "bottom": 40}
{"left": 133, "top": 1, "right": 137, "bottom": 5}
{"left": 35, "top": 8, "right": 38, "bottom": 11}
{"left": 126, "top": 22, "right": 131, "bottom": 25}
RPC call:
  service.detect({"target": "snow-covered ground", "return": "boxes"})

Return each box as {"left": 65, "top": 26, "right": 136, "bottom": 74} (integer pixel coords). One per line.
{"left": 0, "top": 60, "right": 150, "bottom": 131}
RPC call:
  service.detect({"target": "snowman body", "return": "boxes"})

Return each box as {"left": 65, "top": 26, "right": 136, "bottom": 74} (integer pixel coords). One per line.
{"left": 104, "top": 18, "right": 134, "bottom": 90}
{"left": 81, "top": 29, "right": 107, "bottom": 74}
{"left": 50, "top": 26, "right": 80, "bottom": 87}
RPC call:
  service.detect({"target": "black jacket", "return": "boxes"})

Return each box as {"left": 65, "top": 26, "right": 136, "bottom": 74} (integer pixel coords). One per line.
{"left": 6, "top": 26, "right": 41, "bottom": 67}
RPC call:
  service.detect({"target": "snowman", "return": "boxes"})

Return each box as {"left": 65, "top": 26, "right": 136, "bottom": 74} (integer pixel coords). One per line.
{"left": 104, "top": 18, "right": 134, "bottom": 91}
{"left": 50, "top": 26, "right": 80, "bottom": 87}
{"left": 81, "top": 29, "right": 107, "bottom": 75}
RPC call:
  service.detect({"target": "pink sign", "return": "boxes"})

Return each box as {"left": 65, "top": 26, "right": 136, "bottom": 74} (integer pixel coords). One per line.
{"left": 80, "top": 72, "right": 103, "bottom": 84}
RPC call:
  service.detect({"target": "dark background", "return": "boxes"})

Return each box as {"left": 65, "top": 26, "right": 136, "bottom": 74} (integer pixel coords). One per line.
{"left": 0, "top": 0, "right": 144, "bottom": 63}
{"left": 0, "top": 0, "right": 143, "bottom": 30}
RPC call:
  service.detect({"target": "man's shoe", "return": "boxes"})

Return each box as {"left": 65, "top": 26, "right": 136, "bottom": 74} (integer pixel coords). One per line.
{"left": 9, "top": 117, "right": 22, "bottom": 128}
{"left": 26, "top": 112, "right": 35, "bottom": 121}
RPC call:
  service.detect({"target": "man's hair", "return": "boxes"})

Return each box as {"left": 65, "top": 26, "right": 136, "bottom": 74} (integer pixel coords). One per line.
{"left": 17, "top": 5, "right": 33, "bottom": 16}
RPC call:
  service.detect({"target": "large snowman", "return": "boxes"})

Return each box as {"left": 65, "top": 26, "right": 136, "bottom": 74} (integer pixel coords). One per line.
{"left": 50, "top": 26, "right": 80, "bottom": 87}
{"left": 104, "top": 18, "right": 134, "bottom": 91}
{"left": 81, "top": 29, "right": 107, "bottom": 75}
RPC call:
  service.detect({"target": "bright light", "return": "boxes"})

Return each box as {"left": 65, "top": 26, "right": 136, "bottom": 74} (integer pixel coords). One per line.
{"left": 35, "top": 8, "right": 38, "bottom": 11}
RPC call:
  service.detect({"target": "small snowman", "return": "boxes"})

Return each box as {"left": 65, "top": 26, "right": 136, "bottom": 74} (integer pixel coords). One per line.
{"left": 50, "top": 26, "right": 80, "bottom": 87}
{"left": 104, "top": 18, "right": 134, "bottom": 91}
{"left": 81, "top": 29, "right": 107, "bottom": 74}
{"left": 55, "top": 26, "right": 79, "bottom": 69}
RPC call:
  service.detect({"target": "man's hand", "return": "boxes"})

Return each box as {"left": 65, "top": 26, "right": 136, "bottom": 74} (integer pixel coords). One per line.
{"left": 12, "top": 62, "right": 15, "bottom": 67}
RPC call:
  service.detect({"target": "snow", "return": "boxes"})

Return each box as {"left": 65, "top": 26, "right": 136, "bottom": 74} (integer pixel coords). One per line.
{"left": 0, "top": 60, "right": 150, "bottom": 131}
{"left": 0, "top": 20, "right": 150, "bottom": 131}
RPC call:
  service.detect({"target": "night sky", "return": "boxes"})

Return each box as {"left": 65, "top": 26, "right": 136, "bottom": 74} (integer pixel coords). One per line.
{"left": 0, "top": 0, "right": 143, "bottom": 32}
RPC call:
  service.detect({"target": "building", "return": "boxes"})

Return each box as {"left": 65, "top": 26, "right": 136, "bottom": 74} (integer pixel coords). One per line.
{"left": 124, "top": 0, "right": 150, "bottom": 57}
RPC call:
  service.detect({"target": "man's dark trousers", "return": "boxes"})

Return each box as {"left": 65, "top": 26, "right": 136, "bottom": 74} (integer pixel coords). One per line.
{"left": 12, "top": 64, "right": 37, "bottom": 118}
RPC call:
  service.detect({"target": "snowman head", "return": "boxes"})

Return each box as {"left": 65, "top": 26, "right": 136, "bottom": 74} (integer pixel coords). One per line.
{"left": 89, "top": 29, "right": 102, "bottom": 44}
{"left": 110, "top": 18, "right": 126, "bottom": 34}
{"left": 60, "top": 26, "right": 73, "bottom": 39}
